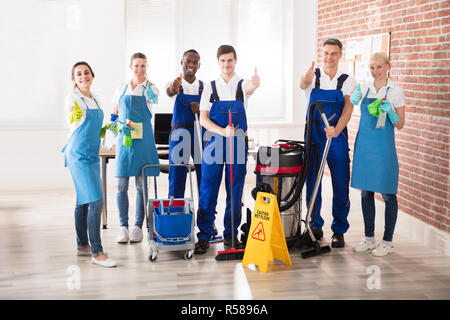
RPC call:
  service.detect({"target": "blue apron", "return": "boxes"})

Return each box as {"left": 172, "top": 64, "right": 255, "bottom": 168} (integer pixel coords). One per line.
{"left": 168, "top": 81, "right": 204, "bottom": 198}
{"left": 62, "top": 97, "right": 104, "bottom": 205}
{"left": 351, "top": 87, "right": 399, "bottom": 194}
{"left": 197, "top": 80, "right": 248, "bottom": 241}
{"left": 116, "top": 84, "right": 160, "bottom": 177}
{"left": 305, "top": 68, "right": 350, "bottom": 234}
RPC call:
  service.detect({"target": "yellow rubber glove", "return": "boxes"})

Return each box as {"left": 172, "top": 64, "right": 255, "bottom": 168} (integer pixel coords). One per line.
{"left": 70, "top": 101, "right": 83, "bottom": 124}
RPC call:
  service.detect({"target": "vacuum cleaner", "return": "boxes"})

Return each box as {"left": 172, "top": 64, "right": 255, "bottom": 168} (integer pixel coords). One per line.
{"left": 242, "top": 101, "right": 331, "bottom": 258}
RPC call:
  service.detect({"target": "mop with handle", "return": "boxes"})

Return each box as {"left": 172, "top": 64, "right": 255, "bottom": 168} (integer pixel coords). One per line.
{"left": 301, "top": 102, "right": 332, "bottom": 259}
{"left": 215, "top": 106, "right": 245, "bottom": 261}
{"left": 195, "top": 112, "right": 224, "bottom": 243}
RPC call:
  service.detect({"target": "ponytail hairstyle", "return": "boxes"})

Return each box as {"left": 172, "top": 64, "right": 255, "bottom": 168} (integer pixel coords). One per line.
{"left": 130, "top": 52, "right": 147, "bottom": 64}
{"left": 370, "top": 52, "right": 391, "bottom": 77}
{"left": 130, "top": 52, "right": 149, "bottom": 82}
{"left": 369, "top": 52, "right": 391, "bottom": 67}
{"left": 71, "top": 61, "right": 95, "bottom": 90}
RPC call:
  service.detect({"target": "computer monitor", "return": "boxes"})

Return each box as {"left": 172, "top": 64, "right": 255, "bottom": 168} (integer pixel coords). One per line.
{"left": 154, "top": 113, "right": 173, "bottom": 145}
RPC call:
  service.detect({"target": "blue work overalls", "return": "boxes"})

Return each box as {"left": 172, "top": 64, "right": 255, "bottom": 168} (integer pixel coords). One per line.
{"left": 197, "top": 80, "right": 248, "bottom": 241}
{"left": 305, "top": 68, "right": 350, "bottom": 235}
{"left": 168, "top": 81, "right": 204, "bottom": 198}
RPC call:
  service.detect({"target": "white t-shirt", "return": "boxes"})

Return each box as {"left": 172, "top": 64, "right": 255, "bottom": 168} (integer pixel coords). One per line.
{"left": 64, "top": 87, "right": 102, "bottom": 136}
{"left": 112, "top": 79, "right": 159, "bottom": 114}
{"left": 200, "top": 74, "right": 251, "bottom": 112}
{"left": 303, "top": 67, "right": 358, "bottom": 99}
{"left": 359, "top": 79, "right": 405, "bottom": 109}
{"left": 165, "top": 78, "right": 203, "bottom": 99}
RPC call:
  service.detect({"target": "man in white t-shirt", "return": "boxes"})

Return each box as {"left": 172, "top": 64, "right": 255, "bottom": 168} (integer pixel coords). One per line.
{"left": 299, "top": 38, "right": 357, "bottom": 249}
{"left": 194, "top": 45, "right": 260, "bottom": 254}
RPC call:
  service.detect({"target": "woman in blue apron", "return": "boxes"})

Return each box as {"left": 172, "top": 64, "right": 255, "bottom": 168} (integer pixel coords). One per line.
{"left": 62, "top": 61, "right": 116, "bottom": 268}
{"left": 350, "top": 53, "right": 406, "bottom": 257}
{"left": 111, "top": 53, "right": 160, "bottom": 244}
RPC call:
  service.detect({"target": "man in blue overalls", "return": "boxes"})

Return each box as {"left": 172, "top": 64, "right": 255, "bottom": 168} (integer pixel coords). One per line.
{"left": 194, "top": 45, "right": 260, "bottom": 254}
{"left": 166, "top": 49, "right": 204, "bottom": 199}
{"left": 299, "top": 38, "right": 357, "bottom": 248}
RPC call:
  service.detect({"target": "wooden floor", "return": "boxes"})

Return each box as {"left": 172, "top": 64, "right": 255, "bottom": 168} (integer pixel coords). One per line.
{"left": 0, "top": 174, "right": 449, "bottom": 300}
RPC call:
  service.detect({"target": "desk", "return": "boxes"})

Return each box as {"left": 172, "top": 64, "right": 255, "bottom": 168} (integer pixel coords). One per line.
{"left": 98, "top": 146, "right": 170, "bottom": 229}
{"left": 99, "top": 147, "right": 115, "bottom": 229}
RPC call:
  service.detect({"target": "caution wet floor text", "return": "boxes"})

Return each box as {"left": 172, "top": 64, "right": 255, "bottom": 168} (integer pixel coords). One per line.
{"left": 242, "top": 192, "right": 292, "bottom": 273}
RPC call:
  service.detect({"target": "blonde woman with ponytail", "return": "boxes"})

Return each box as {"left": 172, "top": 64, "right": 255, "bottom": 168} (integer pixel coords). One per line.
{"left": 110, "top": 53, "right": 160, "bottom": 244}
{"left": 350, "top": 52, "right": 406, "bottom": 257}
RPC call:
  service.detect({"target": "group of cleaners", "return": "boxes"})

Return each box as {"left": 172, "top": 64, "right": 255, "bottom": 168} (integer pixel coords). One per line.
{"left": 63, "top": 40, "right": 405, "bottom": 268}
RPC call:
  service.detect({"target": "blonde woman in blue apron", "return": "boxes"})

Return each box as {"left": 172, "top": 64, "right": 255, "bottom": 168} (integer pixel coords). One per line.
{"left": 63, "top": 61, "right": 116, "bottom": 267}
{"left": 111, "top": 53, "right": 160, "bottom": 244}
{"left": 350, "top": 53, "right": 405, "bottom": 256}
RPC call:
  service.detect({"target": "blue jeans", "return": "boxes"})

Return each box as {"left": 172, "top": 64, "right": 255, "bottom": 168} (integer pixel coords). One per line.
{"left": 361, "top": 190, "right": 398, "bottom": 242}
{"left": 116, "top": 176, "right": 147, "bottom": 228}
{"left": 74, "top": 199, "right": 104, "bottom": 256}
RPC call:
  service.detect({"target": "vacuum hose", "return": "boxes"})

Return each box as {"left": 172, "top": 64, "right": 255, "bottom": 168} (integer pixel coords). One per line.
{"left": 277, "top": 101, "right": 322, "bottom": 212}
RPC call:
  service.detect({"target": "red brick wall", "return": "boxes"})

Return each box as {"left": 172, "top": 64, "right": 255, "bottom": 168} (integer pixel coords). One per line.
{"left": 316, "top": 0, "right": 449, "bottom": 232}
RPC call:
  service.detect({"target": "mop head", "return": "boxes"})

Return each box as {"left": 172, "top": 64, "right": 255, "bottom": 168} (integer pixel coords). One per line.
{"left": 301, "top": 242, "right": 331, "bottom": 259}
{"left": 215, "top": 248, "right": 245, "bottom": 261}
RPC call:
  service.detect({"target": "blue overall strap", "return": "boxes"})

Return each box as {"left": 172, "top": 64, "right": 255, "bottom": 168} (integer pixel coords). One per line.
{"left": 209, "top": 79, "right": 243, "bottom": 103}
{"left": 335, "top": 74, "right": 350, "bottom": 139}
{"left": 209, "top": 80, "right": 220, "bottom": 103}
{"left": 199, "top": 80, "right": 204, "bottom": 95}
{"left": 336, "top": 74, "right": 349, "bottom": 91}
{"left": 121, "top": 84, "right": 128, "bottom": 96}
{"left": 179, "top": 85, "right": 184, "bottom": 95}
{"left": 235, "top": 79, "right": 244, "bottom": 102}
{"left": 384, "top": 86, "right": 390, "bottom": 99}
{"left": 364, "top": 87, "right": 371, "bottom": 99}
{"left": 314, "top": 68, "right": 321, "bottom": 88}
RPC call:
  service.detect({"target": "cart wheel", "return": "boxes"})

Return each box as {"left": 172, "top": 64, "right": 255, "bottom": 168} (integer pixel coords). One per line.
{"left": 149, "top": 251, "right": 158, "bottom": 262}
{"left": 184, "top": 250, "right": 194, "bottom": 260}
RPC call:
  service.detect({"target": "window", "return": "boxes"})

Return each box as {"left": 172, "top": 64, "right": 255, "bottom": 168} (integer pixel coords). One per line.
{"left": 126, "top": 0, "right": 293, "bottom": 123}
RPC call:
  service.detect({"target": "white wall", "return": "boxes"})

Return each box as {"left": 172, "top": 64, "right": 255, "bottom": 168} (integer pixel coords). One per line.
{"left": 0, "top": 0, "right": 126, "bottom": 191}
{"left": 248, "top": 0, "right": 317, "bottom": 147}
{"left": 0, "top": 0, "right": 316, "bottom": 191}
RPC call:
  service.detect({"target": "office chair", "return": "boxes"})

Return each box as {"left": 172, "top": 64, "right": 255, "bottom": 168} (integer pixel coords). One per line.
{"left": 153, "top": 113, "right": 196, "bottom": 174}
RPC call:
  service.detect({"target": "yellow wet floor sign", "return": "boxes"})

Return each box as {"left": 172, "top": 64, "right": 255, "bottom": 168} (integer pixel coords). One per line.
{"left": 242, "top": 192, "right": 292, "bottom": 273}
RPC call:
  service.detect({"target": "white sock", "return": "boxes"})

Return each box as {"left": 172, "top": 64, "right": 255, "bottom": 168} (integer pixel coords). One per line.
{"left": 365, "top": 236, "right": 376, "bottom": 243}
{"left": 382, "top": 240, "right": 393, "bottom": 247}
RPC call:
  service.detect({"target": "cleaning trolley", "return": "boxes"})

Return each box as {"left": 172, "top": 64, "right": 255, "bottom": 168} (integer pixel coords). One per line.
{"left": 141, "top": 164, "right": 195, "bottom": 262}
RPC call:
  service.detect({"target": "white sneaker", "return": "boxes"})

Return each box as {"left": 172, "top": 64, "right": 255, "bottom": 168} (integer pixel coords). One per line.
{"left": 353, "top": 238, "right": 376, "bottom": 253}
{"left": 116, "top": 226, "right": 129, "bottom": 243}
{"left": 371, "top": 242, "right": 394, "bottom": 257}
{"left": 130, "top": 226, "right": 143, "bottom": 243}
{"left": 92, "top": 256, "right": 117, "bottom": 268}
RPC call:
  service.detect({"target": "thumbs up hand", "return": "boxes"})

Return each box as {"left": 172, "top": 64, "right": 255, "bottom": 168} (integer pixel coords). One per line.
{"left": 146, "top": 82, "right": 158, "bottom": 104}
{"left": 245, "top": 67, "right": 260, "bottom": 95}
{"left": 350, "top": 83, "right": 362, "bottom": 105}
{"left": 70, "top": 101, "right": 83, "bottom": 124}
{"left": 251, "top": 67, "right": 260, "bottom": 89}
{"left": 300, "top": 61, "right": 316, "bottom": 89}
{"left": 171, "top": 73, "right": 182, "bottom": 94}
{"left": 305, "top": 61, "right": 315, "bottom": 83}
